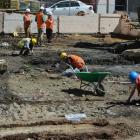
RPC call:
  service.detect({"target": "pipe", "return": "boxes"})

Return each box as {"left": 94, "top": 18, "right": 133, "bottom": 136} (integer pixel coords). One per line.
{"left": 106, "top": 0, "right": 109, "bottom": 13}
{"left": 126, "top": 0, "right": 129, "bottom": 14}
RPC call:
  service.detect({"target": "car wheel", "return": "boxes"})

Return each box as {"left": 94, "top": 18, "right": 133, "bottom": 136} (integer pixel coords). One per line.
{"left": 77, "top": 11, "right": 85, "bottom": 16}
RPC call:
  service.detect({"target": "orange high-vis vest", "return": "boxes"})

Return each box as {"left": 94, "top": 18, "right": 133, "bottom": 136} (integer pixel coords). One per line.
{"left": 23, "top": 14, "right": 31, "bottom": 28}
{"left": 36, "top": 12, "right": 45, "bottom": 29}
{"left": 46, "top": 17, "right": 54, "bottom": 30}
{"left": 68, "top": 55, "right": 85, "bottom": 69}
{"left": 136, "top": 75, "right": 140, "bottom": 91}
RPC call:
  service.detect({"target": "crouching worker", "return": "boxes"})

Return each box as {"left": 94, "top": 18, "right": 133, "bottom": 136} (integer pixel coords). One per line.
{"left": 60, "top": 52, "right": 85, "bottom": 70}
{"left": 127, "top": 71, "right": 140, "bottom": 102}
{"left": 18, "top": 37, "right": 37, "bottom": 56}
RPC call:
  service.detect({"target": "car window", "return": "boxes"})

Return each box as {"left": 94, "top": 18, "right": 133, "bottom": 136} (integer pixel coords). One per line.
{"left": 52, "top": 2, "right": 70, "bottom": 8}
{"left": 70, "top": 1, "right": 80, "bottom": 7}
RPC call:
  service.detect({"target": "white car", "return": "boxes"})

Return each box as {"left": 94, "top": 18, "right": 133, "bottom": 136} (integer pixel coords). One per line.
{"left": 45, "top": 0, "right": 94, "bottom": 16}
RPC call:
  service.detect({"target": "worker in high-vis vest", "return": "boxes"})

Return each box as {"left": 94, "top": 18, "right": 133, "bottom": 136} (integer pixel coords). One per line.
{"left": 35, "top": 6, "right": 46, "bottom": 46}
{"left": 60, "top": 52, "right": 85, "bottom": 70}
{"left": 46, "top": 11, "right": 54, "bottom": 43}
{"left": 18, "top": 37, "right": 37, "bottom": 56}
{"left": 23, "top": 8, "right": 32, "bottom": 37}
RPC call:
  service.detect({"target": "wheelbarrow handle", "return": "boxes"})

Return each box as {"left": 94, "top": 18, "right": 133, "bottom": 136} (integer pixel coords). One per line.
{"left": 65, "top": 63, "right": 75, "bottom": 72}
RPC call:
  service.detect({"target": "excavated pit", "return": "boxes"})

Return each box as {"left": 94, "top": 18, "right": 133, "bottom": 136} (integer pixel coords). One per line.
{"left": 0, "top": 34, "right": 139, "bottom": 139}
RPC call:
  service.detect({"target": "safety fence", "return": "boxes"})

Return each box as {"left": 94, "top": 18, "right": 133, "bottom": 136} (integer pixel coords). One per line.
{"left": 0, "top": 12, "right": 121, "bottom": 34}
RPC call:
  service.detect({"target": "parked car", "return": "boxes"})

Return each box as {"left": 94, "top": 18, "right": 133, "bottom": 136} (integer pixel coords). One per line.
{"left": 45, "top": 0, "right": 94, "bottom": 16}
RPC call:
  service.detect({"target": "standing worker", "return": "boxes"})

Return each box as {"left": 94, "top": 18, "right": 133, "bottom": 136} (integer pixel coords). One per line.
{"left": 23, "top": 8, "right": 32, "bottom": 37}
{"left": 46, "top": 11, "right": 54, "bottom": 43}
{"left": 59, "top": 52, "right": 85, "bottom": 71}
{"left": 127, "top": 71, "right": 140, "bottom": 102}
{"left": 35, "top": 6, "right": 46, "bottom": 47}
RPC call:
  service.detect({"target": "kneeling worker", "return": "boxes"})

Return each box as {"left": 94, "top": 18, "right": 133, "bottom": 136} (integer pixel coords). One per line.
{"left": 127, "top": 71, "right": 140, "bottom": 102}
{"left": 18, "top": 37, "right": 37, "bottom": 55}
{"left": 60, "top": 52, "right": 85, "bottom": 71}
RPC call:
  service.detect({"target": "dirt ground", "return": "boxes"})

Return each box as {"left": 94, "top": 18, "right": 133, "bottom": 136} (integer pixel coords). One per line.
{"left": 0, "top": 34, "right": 140, "bottom": 140}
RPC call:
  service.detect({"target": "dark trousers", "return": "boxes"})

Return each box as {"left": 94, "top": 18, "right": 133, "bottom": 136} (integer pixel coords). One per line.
{"left": 19, "top": 47, "right": 30, "bottom": 55}
{"left": 46, "top": 28, "right": 53, "bottom": 43}
{"left": 19, "top": 42, "right": 33, "bottom": 56}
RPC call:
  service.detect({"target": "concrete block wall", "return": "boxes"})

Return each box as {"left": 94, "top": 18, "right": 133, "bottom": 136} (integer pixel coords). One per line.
{"left": 1, "top": 12, "right": 121, "bottom": 35}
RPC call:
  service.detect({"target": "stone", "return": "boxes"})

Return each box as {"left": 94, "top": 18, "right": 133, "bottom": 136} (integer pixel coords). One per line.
{"left": 122, "top": 49, "right": 140, "bottom": 62}
{"left": 0, "top": 59, "right": 7, "bottom": 74}
{"left": 11, "top": 51, "right": 20, "bottom": 56}
{"left": 0, "top": 42, "right": 10, "bottom": 48}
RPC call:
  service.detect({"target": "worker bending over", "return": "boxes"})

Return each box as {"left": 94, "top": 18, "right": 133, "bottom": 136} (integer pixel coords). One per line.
{"left": 35, "top": 6, "right": 46, "bottom": 46}
{"left": 60, "top": 52, "right": 85, "bottom": 71}
{"left": 46, "top": 11, "right": 54, "bottom": 43}
{"left": 127, "top": 71, "right": 140, "bottom": 102}
{"left": 23, "top": 8, "right": 32, "bottom": 37}
{"left": 18, "top": 37, "right": 37, "bottom": 56}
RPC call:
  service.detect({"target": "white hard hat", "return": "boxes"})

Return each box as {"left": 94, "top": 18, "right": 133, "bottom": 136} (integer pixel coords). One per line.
{"left": 26, "top": 8, "right": 30, "bottom": 12}
{"left": 40, "top": 6, "right": 44, "bottom": 10}
{"left": 47, "top": 11, "right": 53, "bottom": 16}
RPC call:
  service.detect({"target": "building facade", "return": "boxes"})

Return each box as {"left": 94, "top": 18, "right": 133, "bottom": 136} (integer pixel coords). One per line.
{"left": 41, "top": 0, "right": 140, "bottom": 20}
{"left": 95, "top": 0, "right": 140, "bottom": 20}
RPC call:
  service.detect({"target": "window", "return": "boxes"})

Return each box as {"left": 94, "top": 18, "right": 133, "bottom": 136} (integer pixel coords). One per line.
{"left": 54, "top": 2, "right": 70, "bottom": 8}
{"left": 115, "top": 0, "right": 127, "bottom": 11}
{"left": 70, "top": 1, "right": 80, "bottom": 7}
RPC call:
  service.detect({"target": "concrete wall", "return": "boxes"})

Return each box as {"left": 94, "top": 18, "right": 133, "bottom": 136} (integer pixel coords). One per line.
{"left": 59, "top": 14, "right": 99, "bottom": 33}
{"left": 2, "top": 12, "right": 121, "bottom": 34}
{"left": 4, "top": 13, "right": 24, "bottom": 33}
{"left": 100, "top": 14, "right": 121, "bottom": 33}
{"left": 59, "top": 14, "right": 120, "bottom": 34}
{"left": 0, "top": 12, "right": 4, "bottom": 33}
{"left": 3, "top": 13, "right": 58, "bottom": 33}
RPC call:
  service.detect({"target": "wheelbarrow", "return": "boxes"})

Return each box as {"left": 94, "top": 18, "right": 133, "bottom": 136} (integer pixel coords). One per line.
{"left": 75, "top": 71, "right": 111, "bottom": 96}
{"left": 65, "top": 64, "right": 111, "bottom": 96}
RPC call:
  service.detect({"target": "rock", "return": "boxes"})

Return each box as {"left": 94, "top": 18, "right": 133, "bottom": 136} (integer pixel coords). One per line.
{"left": 122, "top": 49, "right": 140, "bottom": 63}
{"left": 0, "top": 42, "right": 10, "bottom": 48}
{"left": 94, "top": 118, "right": 109, "bottom": 126}
{"left": 13, "top": 102, "right": 20, "bottom": 109}
{"left": 0, "top": 59, "right": 7, "bottom": 74}
{"left": 34, "top": 67, "right": 45, "bottom": 72}
{"left": 69, "top": 94, "right": 74, "bottom": 97}
{"left": 11, "top": 51, "right": 20, "bottom": 56}
{"left": 48, "top": 74, "right": 61, "bottom": 79}
{"left": 25, "top": 138, "right": 35, "bottom": 140}
{"left": 63, "top": 82, "right": 66, "bottom": 85}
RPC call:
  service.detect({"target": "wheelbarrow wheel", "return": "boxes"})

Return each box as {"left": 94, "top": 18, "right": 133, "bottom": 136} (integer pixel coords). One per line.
{"left": 95, "top": 84, "right": 105, "bottom": 96}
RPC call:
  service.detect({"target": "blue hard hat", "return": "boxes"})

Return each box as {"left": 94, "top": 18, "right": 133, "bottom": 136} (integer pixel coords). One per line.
{"left": 129, "top": 71, "right": 139, "bottom": 83}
